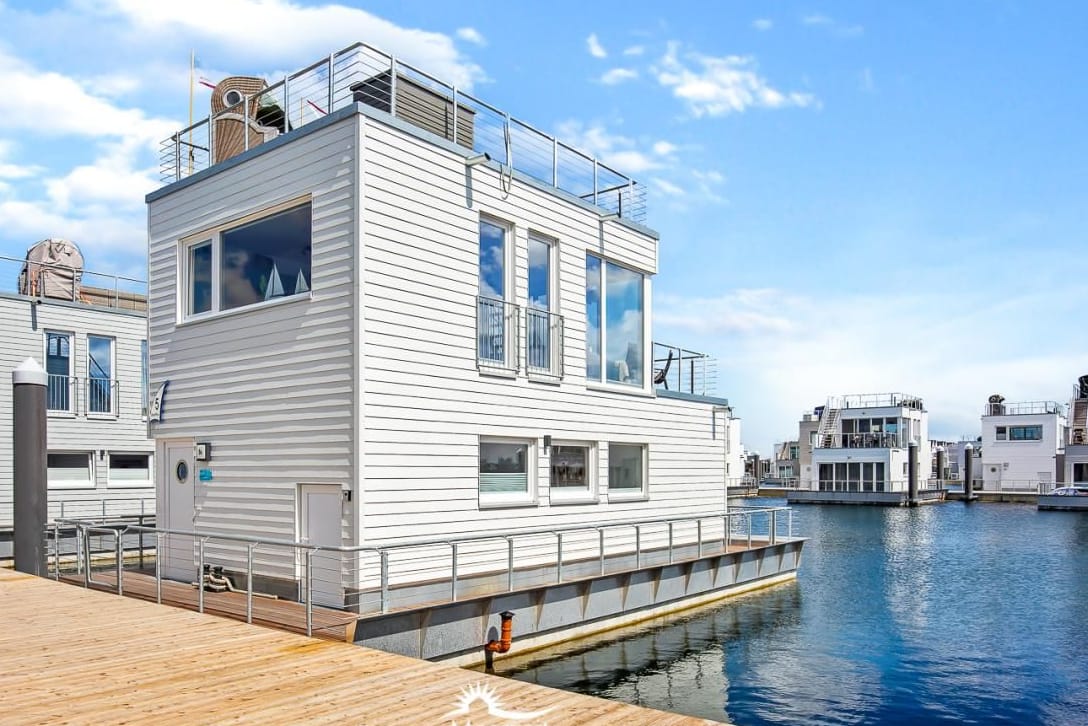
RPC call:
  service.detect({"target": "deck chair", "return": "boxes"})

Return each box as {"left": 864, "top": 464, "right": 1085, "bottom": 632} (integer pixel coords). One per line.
{"left": 211, "top": 76, "right": 281, "bottom": 164}
{"left": 653, "top": 349, "right": 674, "bottom": 389}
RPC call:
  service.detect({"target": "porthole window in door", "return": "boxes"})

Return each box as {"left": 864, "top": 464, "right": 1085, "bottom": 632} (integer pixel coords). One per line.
{"left": 175, "top": 460, "right": 189, "bottom": 483}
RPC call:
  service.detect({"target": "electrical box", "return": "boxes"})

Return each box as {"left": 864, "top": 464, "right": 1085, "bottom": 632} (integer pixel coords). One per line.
{"left": 194, "top": 442, "right": 211, "bottom": 461}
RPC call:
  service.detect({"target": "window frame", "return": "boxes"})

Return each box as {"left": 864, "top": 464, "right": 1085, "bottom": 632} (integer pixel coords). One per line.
{"left": 178, "top": 196, "right": 314, "bottom": 324}
{"left": 47, "top": 451, "right": 95, "bottom": 490}
{"left": 107, "top": 452, "right": 154, "bottom": 489}
{"left": 548, "top": 441, "right": 598, "bottom": 505}
{"left": 995, "top": 426, "right": 1007, "bottom": 441}
{"left": 1009, "top": 425, "right": 1043, "bottom": 441}
{"left": 478, "top": 436, "right": 537, "bottom": 508}
{"left": 86, "top": 334, "right": 116, "bottom": 418}
{"left": 585, "top": 253, "right": 649, "bottom": 391}
{"left": 607, "top": 442, "right": 649, "bottom": 501}
{"left": 526, "top": 232, "right": 563, "bottom": 380}
{"left": 43, "top": 330, "right": 74, "bottom": 416}
{"left": 477, "top": 215, "right": 518, "bottom": 374}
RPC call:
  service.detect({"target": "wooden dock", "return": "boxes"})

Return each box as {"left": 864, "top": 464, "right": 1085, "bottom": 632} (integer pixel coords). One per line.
{"left": 0, "top": 568, "right": 717, "bottom": 724}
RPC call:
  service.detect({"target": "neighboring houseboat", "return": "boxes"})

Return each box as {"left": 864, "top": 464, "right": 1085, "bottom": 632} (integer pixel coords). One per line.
{"left": 1038, "top": 377, "right": 1088, "bottom": 511}
{"left": 143, "top": 43, "right": 799, "bottom": 660}
{"left": 788, "top": 393, "right": 942, "bottom": 505}
{"left": 978, "top": 395, "right": 1065, "bottom": 493}
{"left": 0, "top": 240, "right": 154, "bottom": 556}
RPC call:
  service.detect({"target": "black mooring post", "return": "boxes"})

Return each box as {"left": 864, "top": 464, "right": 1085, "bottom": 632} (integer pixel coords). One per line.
{"left": 13, "top": 358, "right": 48, "bottom": 577}
{"left": 964, "top": 443, "right": 977, "bottom": 502}
{"left": 936, "top": 447, "right": 947, "bottom": 488}
{"left": 908, "top": 442, "right": 919, "bottom": 507}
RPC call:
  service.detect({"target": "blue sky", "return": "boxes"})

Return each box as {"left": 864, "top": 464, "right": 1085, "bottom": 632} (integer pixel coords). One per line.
{"left": 1, "top": 1, "right": 1085, "bottom": 455}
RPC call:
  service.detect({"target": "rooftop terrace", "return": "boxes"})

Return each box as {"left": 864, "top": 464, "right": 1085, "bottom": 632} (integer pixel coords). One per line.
{"left": 983, "top": 400, "right": 1064, "bottom": 416}
{"left": 0, "top": 252, "right": 146, "bottom": 313}
{"left": 159, "top": 42, "right": 648, "bottom": 224}
{"left": 829, "top": 393, "right": 925, "bottom": 410}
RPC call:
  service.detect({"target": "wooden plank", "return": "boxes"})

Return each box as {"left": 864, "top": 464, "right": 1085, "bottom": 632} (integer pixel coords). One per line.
{"left": 0, "top": 569, "right": 716, "bottom": 724}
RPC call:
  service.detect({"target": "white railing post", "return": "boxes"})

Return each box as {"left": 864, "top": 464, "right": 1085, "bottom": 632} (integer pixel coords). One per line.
{"left": 380, "top": 550, "right": 389, "bottom": 614}
{"left": 450, "top": 542, "right": 458, "bottom": 602}
{"left": 243, "top": 96, "right": 249, "bottom": 152}
{"left": 246, "top": 543, "right": 256, "bottom": 624}
{"left": 389, "top": 56, "right": 398, "bottom": 117}
{"left": 327, "top": 53, "right": 335, "bottom": 112}
{"left": 451, "top": 86, "right": 459, "bottom": 145}
{"left": 305, "top": 549, "right": 314, "bottom": 637}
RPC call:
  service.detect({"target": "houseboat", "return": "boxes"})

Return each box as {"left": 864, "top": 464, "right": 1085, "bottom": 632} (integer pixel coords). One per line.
{"left": 787, "top": 393, "right": 943, "bottom": 505}
{"left": 143, "top": 43, "right": 802, "bottom": 662}
{"left": 0, "top": 240, "right": 154, "bottom": 556}
{"left": 978, "top": 394, "right": 1065, "bottom": 493}
{"left": 1039, "top": 377, "right": 1088, "bottom": 511}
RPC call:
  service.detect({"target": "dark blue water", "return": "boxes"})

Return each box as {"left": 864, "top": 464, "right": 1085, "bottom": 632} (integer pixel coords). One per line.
{"left": 498, "top": 500, "right": 1088, "bottom": 724}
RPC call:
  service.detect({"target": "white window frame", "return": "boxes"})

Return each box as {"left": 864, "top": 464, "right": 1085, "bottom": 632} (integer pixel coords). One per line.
{"left": 585, "top": 253, "right": 651, "bottom": 393}
{"left": 47, "top": 451, "right": 95, "bottom": 490}
{"left": 43, "top": 330, "right": 74, "bottom": 416}
{"left": 107, "top": 452, "right": 154, "bottom": 489}
{"left": 477, "top": 215, "right": 518, "bottom": 374}
{"left": 86, "top": 334, "right": 116, "bottom": 419}
{"left": 526, "top": 232, "right": 562, "bottom": 380}
{"left": 996, "top": 426, "right": 1007, "bottom": 441}
{"left": 548, "top": 441, "right": 598, "bottom": 505}
{"left": 178, "top": 196, "right": 313, "bottom": 324}
{"left": 607, "top": 442, "right": 649, "bottom": 501}
{"left": 478, "top": 436, "right": 537, "bottom": 508}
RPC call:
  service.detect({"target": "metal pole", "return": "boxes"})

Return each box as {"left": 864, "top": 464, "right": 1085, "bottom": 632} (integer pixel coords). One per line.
{"left": 115, "top": 534, "right": 123, "bottom": 595}
{"left": 556, "top": 532, "right": 563, "bottom": 583}
{"left": 53, "top": 522, "right": 60, "bottom": 580}
{"left": 283, "top": 74, "right": 290, "bottom": 133}
{"left": 769, "top": 512, "right": 777, "bottom": 545}
{"left": 82, "top": 527, "right": 90, "bottom": 587}
{"left": 506, "top": 537, "right": 514, "bottom": 591}
{"left": 697, "top": 520, "right": 703, "bottom": 557}
{"left": 246, "top": 544, "right": 255, "bottom": 624}
{"left": 552, "top": 138, "right": 559, "bottom": 186}
{"left": 593, "top": 159, "right": 599, "bottom": 205}
{"left": 908, "top": 442, "right": 919, "bottom": 507}
{"left": 198, "top": 538, "right": 206, "bottom": 613}
{"left": 174, "top": 133, "right": 181, "bottom": 181}
{"left": 635, "top": 525, "right": 641, "bottom": 568}
{"left": 747, "top": 513, "right": 752, "bottom": 548}
{"left": 389, "top": 56, "right": 398, "bottom": 117}
{"left": 380, "top": 550, "right": 389, "bottom": 614}
{"left": 964, "top": 443, "right": 976, "bottom": 502}
{"left": 327, "top": 53, "right": 335, "bottom": 111}
{"left": 305, "top": 549, "right": 314, "bottom": 637}
{"left": 243, "top": 96, "right": 249, "bottom": 152}
{"left": 668, "top": 522, "right": 674, "bottom": 564}
{"left": 452, "top": 87, "right": 459, "bottom": 145}
{"left": 155, "top": 533, "right": 163, "bottom": 604}
{"left": 598, "top": 528, "right": 605, "bottom": 576}
{"left": 13, "top": 358, "right": 48, "bottom": 577}
{"left": 451, "top": 542, "right": 458, "bottom": 602}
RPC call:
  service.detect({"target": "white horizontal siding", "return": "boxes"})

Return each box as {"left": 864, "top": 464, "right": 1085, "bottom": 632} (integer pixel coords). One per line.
{"left": 147, "top": 118, "right": 358, "bottom": 548}
{"left": 0, "top": 296, "right": 153, "bottom": 528}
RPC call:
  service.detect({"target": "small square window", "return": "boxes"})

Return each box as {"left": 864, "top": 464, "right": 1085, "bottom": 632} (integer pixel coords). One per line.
{"left": 48, "top": 452, "right": 93, "bottom": 489}
{"left": 479, "top": 438, "right": 536, "bottom": 506}
{"left": 996, "top": 426, "right": 1007, "bottom": 441}
{"left": 108, "top": 453, "right": 152, "bottom": 488}
{"left": 549, "top": 444, "right": 597, "bottom": 504}
{"left": 608, "top": 443, "right": 647, "bottom": 499}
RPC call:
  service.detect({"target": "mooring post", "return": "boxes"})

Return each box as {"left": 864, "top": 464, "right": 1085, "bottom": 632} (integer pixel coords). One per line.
{"left": 935, "top": 447, "right": 947, "bottom": 488}
{"left": 964, "top": 443, "right": 977, "bottom": 502}
{"left": 13, "top": 358, "right": 48, "bottom": 577}
{"left": 908, "top": 442, "right": 919, "bottom": 507}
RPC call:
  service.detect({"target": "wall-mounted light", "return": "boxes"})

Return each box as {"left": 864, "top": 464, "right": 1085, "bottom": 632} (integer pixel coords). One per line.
{"left": 465, "top": 152, "right": 492, "bottom": 167}
{"left": 194, "top": 442, "right": 211, "bottom": 461}
{"left": 98, "top": 449, "right": 105, "bottom": 460}
{"left": 543, "top": 435, "right": 552, "bottom": 453}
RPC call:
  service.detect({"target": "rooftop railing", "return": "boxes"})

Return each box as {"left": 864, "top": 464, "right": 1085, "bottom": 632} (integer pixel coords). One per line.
{"left": 0, "top": 253, "right": 147, "bottom": 312}
{"left": 829, "top": 393, "right": 925, "bottom": 410}
{"left": 652, "top": 342, "right": 718, "bottom": 397}
{"left": 983, "top": 400, "right": 1064, "bottom": 416}
{"left": 159, "top": 42, "right": 647, "bottom": 224}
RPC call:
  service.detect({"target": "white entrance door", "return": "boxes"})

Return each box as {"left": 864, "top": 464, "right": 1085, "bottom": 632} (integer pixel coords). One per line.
{"left": 299, "top": 484, "right": 344, "bottom": 608}
{"left": 161, "top": 440, "right": 196, "bottom": 582}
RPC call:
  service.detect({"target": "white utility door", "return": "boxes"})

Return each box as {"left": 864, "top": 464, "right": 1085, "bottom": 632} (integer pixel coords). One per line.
{"left": 161, "top": 440, "right": 196, "bottom": 582}
{"left": 299, "top": 484, "right": 344, "bottom": 608}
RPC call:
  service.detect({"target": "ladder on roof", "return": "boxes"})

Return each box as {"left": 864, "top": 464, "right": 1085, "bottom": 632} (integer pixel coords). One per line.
{"left": 1072, "top": 399, "right": 1088, "bottom": 444}
{"left": 817, "top": 407, "right": 841, "bottom": 448}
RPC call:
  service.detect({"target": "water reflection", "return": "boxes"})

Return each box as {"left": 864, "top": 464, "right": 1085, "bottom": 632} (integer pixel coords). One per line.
{"left": 498, "top": 500, "right": 1088, "bottom": 725}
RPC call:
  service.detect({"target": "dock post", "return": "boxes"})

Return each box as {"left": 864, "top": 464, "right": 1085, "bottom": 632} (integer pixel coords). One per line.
{"left": 908, "top": 442, "right": 919, "bottom": 507}
{"left": 13, "top": 358, "right": 48, "bottom": 577}
{"left": 936, "top": 447, "right": 947, "bottom": 488}
{"left": 964, "top": 443, "right": 977, "bottom": 502}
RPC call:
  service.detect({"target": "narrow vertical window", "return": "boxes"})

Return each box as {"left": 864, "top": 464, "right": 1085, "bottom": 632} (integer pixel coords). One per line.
{"left": 189, "top": 242, "right": 212, "bottom": 315}
{"left": 526, "top": 236, "right": 556, "bottom": 375}
{"left": 87, "top": 335, "right": 114, "bottom": 414}
{"left": 585, "top": 254, "right": 602, "bottom": 380}
{"left": 477, "top": 219, "right": 509, "bottom": 367}
{"left": 45, "top": 332, "right": 71, "bottom": 412}
{"left": 605, "top": 261, "right": 644, "bottom": 386}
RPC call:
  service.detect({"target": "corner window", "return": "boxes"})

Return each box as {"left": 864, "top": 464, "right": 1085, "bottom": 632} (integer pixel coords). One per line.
{"left": 48, "top": 452, "right": 93, "bottom": 489}
{"left": 608, "top": 443, "right": 647, "bottom": 498}
{"left": 479, "top": 438, "right": 535, "bottom": 505}
{"left": 108, "top": 453, "right": 153, "bottom": 488}
{"left": 585, "top": 254, "right": 645, "bottom": 387}
{"left": 44, "top": 331, "right": 72, "bottom": 412}
{"left": 549, "top": 443, "right": 597, "bottom": 503}
{"left": 182, "top": 200, "right": 312, "bottom": 319}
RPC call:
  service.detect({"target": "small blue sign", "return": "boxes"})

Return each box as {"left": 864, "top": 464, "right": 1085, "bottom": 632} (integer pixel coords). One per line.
{"left": 198, "top": 468, "right": 213, "bottom": 482}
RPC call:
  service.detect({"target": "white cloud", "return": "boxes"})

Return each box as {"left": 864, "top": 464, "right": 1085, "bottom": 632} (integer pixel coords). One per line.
{"left": 652, "top": 141, "right": 678, "bottom": 156}
{"left": 599, "top": 67, "right": 639, "bottom": 85}
{"left": 554, "top": 120, "right": 676, "bottom": 174}
{"left": 587, "top": 33, "right": 607, "bottom": 59}
{"left": 802, "top": 13, "right": 864, "bottom": 37}
{"left": 651, "top": 178, "right": 685, "bottom": 197}
{"left": 654, "top": 42, "right": 816, "bottom": 117}
{"left": 859, "top": 67, "right": 875, "bottom": 93}
{"left": 100, "top": 0, "right": 485, "bottom": 89}
{"left": 0, "top": 142, "right": 42, "bottom": 180}
{"left": 456, "top": 27, "right": 486, "bottom": 46}
{"left": 752, "top": 18, "right": 773, "bottom": 31}
{"left": 623, "top": 45, "right": 645, "bottom": 57}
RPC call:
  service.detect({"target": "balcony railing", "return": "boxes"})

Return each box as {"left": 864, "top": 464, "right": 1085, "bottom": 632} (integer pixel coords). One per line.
{"left": 525, "top": 307, "right": 563, "bottom": 379}
{"left": 651, "top": 342, "right": 718, "bottom": 397}
{"left": 45, "top": 376, "right": 128, "bottom": 417}
{"left": 829, "top": 393, "right": 925, "bottom": 410}
{"left": 0, "top": 254, "right": 146, "bottom": 312}
{"left": 86, "top": 377, "right": 117, "bottom": 416}
{"left": 159, "top": 42, "right": 647, "bottom": 224}
{"left": 47, "top": 374, "right": 74, "bottom": 412}
{"left": 477, "top": 296, "right": 519, "bottom": 372}
{"left": 819, "top": 432, "right": 908, "bottom": 449}
{"left": 983, "top": 400, "right": 1064, "bottom": 416}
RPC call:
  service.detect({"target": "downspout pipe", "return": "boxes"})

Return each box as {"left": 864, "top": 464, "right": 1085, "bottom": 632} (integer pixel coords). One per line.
{"left": 484, "top": 611, "right": 515, "bottom": 670}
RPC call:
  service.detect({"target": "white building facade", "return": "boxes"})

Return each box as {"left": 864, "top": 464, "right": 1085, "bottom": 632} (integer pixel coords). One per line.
{"left": 978, "top": 397, "right": 1065, "bottom": 491}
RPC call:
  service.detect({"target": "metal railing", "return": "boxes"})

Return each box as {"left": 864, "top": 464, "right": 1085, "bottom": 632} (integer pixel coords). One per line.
{"left": 46, "top": 374, "right": 74, "bottom": 412}
{"left": 477, "top": 295, "right": 519, "bottom": 372}
{"left": 0, "top": 253, "right": 147, "bottom": 311}
{"left": 85, "top": 377, "right": 117, "bottom": 416}
{"left": 820, "top": 432, "right": 908, "bottom": 449}
{"left": 159, "top": 42, "right": 647, "bottom": 223}
{"left": 814, "top": 478, "right": 942, "bottom": 493}
{"left": 652, "top": 342, "right": 718, "bottom": 397}
{"left": 525, "top": 308, "right": 563, "bottom": 379}
{"left": 983, "top": 400, "right": 1064, "bottom": 416}
{"left": 49, "top": 507, "right": 795, "bottom": 636}
{"left": 829, "top": 393, "right": 925, "bottom": 410}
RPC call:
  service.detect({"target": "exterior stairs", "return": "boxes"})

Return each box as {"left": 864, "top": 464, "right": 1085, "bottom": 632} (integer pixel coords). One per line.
{"left": 817, "top": 407, "right": 841, "bottom": 448}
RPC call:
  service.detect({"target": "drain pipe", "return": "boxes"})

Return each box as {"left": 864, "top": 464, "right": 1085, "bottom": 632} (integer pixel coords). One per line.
{"left": 484, "top": 611, "right": 515, "bottom": 671}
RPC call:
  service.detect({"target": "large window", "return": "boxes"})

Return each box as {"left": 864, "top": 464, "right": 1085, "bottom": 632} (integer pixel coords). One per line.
{"left": 108, "top": 453, "right": 152, "bottom": 488}
{"left": 48, "top": 452, "right": 93, "bottom": 489}
{"left": 550, "top": 443, "right": 596, "bottom": 503}
{"left": 479, "top": 438, "right": 534, "bottom": 505}
{"left": 1009, "top": 425, "right": 1043, "bottom": 441}
{"left": 45, "top": 331, "right": 71, "bottom": 412}
{"left": 184, "top": 201, "right": 312, "bottom": 318}
{"left": 586, "top": 255, "right": 645, "bottom": 387}
{"left": 608, "top": 443, "right": 647, "bottom": 498}
{"left": 87, "top": 335, "right": 114, "bottom": 415}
